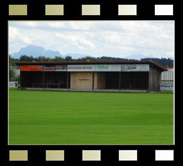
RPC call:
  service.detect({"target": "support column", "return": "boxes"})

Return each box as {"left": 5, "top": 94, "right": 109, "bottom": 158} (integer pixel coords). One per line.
{"left": 43, "top": 70, "right": 44, "bottom": 90}
{"left": 20, "top": 72, "right": 22, "bottom": 89}
{"left": 92, "top": 72, "right": 94, "bottom": 90}
{"left": 119, "top": 72, "right": 121, "bottom": 90}
{"left": 67, "top": 72, "right": 69, "bottom": 89}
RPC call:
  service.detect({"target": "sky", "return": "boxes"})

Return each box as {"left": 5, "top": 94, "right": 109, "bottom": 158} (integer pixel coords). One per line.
{"left": 8, "top": 21, "right": 174, "bottom": 59}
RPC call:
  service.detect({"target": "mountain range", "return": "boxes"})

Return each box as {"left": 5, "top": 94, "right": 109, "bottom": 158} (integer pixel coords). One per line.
{"left": 10, "top": 45, "right": 62, "bottom": 59}
{"left": 10, "top": 45, "right": 93, "bottom": 59}
{"left": 10, "top": 45, "right": 174, "bottom": 60}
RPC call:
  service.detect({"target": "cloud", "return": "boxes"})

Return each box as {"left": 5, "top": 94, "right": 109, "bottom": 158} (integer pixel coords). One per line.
{"left": 8, "top": 21, "right": 174, "bottom": 58}
{"left": 9, "top": 26, "right": 18, "bottom": 40}
{"left": 56, "top": 33, "right": 95, "bottom": 50}
{"left": 166, "top": 51, "right": 174, "bottom": 58}
{"left": 47, "top": 22, "right": 66, "bottom": 28}
{"left": 9, "top": 26, "right": 33, "bottom": 53}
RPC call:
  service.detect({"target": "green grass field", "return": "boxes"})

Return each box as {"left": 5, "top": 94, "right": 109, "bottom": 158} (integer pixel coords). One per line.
{"left": 9, "top": 88, "right": 173, "bottom": 145}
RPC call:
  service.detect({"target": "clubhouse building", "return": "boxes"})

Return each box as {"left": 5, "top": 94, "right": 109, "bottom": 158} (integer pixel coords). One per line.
{"left": 15, "top": 60, "right": 167, "bottom": 93}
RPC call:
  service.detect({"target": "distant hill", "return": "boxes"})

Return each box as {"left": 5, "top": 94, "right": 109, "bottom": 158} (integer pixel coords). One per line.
{"left": 127, "top": 54, "right": 147, "bottom": 60}
{"left": 10, "top": 45, "right": 173, "bottom": 67}
{"left": 64, "top": 53, "right": 92, "bottom": 59}
{"left": 10, "top": 45, "right": 62, "bottom": 58}
{"left": 141, "top": 58, "right": 173, "bottom": 67}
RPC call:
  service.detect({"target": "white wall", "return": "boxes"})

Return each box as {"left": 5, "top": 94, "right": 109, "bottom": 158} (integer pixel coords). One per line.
{"left": 161, "top": 68, "right": 173, "bottom": 81}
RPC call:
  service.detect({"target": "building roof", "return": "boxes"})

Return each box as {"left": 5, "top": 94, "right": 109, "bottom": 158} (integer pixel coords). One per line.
{"left": 166, "top": 67, "right": 173, "bottom": 70}
{"left": 15, "top": 60, "right": 168, "bottom": 71}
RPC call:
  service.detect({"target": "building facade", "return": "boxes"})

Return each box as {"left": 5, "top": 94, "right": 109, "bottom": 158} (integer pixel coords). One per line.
{"left": 15, "top": 61, "right": 167, "bottom": 92}
{"left": 160, "top": 67, "right": 174, "bottom": 91}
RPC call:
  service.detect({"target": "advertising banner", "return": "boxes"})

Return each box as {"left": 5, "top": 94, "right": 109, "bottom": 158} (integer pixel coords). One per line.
{"left": 20, "top": 65, "right": 43, "bottom": 71}
{"left": 68, "top": 65, "right": 95, "bottom": 71}
{"left": 9, "top": 81, "right": 18, "bottom": 88}
{"left": 121, "top": 64, "right": 149, "bottom": 72}
{"left": 44, "top": 65, "right": 67, "bottom": 71}
{"left": 68, "top": 65, "right": 121, "bottom": 72}
{"left": 20, "top": 64, "right": 150, "bottom": 72}
{"left": 95, "top": 65, "right": 121, "bottom": 72}
{"left": 160, "top": 83, "right": 174, "bottom": 91}
{"left": 68, "top": 64, "right": 149, "bottom": 72}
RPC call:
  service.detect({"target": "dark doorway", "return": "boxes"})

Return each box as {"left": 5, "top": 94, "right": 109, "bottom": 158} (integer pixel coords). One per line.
{"left": 105, "top": 72, "right": 119, "bottom": 89}
{"left": 44, "top": 72, "right": 68, "bottom": 88}
{"left": 21, "top": 72, "right": 70, "bottom": 88}
{"left": 120, "top": 72, "right": 148, "bottom": 90}
{"left": 21, "top": 71, "right": 43, "bottom": 88}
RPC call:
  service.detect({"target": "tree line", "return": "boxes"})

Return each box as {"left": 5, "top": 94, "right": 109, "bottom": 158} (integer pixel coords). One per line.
{"left": 141, "top": 57, "right": 173, "bottom": 67}
{"left": 11, "top": 55, "right": 134, "bottom": 62}
{"left": 10, "top": 54, "right": 173, "bottom": 67}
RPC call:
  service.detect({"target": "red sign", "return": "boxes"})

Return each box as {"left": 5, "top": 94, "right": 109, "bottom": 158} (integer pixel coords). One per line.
{"left": 20, "top": 65, "right": 43, "bottom": 71}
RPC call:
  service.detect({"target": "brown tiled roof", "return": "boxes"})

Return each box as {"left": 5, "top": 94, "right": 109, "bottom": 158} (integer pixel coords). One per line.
{"left": 166, "top": 67, "right": 173, "bottom": 69}
{"left": 148, "top": 60, "right": 168, "bottom": 71}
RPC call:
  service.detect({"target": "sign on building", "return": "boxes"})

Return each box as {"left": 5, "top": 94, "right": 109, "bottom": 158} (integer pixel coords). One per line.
{"left": 95, "top": 65, "right": 121, "bottom": 72}
{"left": 121, "top": 64, "right": 149, "bottom": 72}
{"left": 68, "top": 64, "right": 149, "bottom": 72}
{"left": 44, "top": 65, "right": 67, "bottom": 71}
{"left": 20, "top": 64, "right": 150, "bottom": 72}
{"left": 160, "top": 83, "right": 174, "bottom": 91}
{"left": 9, "top": 81, "right": 18, "bottom": 88}
{"left": 20, "top": 65, "right": 43, "bottom": 71}
{"left": 68, "top": 65, "right": 95, "bottom": 71}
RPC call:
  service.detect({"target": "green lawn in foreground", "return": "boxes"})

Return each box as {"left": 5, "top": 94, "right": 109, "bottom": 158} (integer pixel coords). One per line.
{"left": 9, "top": 88, "right": 173, "bottom": 145}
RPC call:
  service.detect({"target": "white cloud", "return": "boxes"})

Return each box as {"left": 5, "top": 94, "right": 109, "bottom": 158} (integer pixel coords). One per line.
{"left": 9, "top": 26, "right": 33, "bottom": 53}
{"left": 56, "top": 33, "right": 95, "bottom": 50}
{"left": 47, "top": 22, "right": 66, "bottom": 28}
{"left": 8, "top": 21, "right": 174, "bottom": 59}
{"left": 166, "top": 51, "right": 174, "bottom": 58}
{"left": 22, "top": 22, "right": 38, "bottom": 27}
{"left": 9, "top": 26, "right": 18, "bottom": 40}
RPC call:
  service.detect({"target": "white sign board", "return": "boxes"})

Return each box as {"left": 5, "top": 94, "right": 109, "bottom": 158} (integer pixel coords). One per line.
{"left": 68, "top": 64, "right": 149, "bottom": 72}
{"left": 68, "top": 64, "right": 121, "bottom": 72}
{"left": 95, "top": 65, "right": 121, "bottom": 72}
{"left": 44, "top": 65, "right": 67, "bottom": 71}
{"left": 160, "top": 83, "right": 174, "bottom": 91}
{"left": 9, "top": 81, "right": 18, "bottom": 88}
{"left": 68, "top": 65, "right": 95, "bottom": 71}
{"left": 121, "top": 64, "right": 149, "bottom": 71}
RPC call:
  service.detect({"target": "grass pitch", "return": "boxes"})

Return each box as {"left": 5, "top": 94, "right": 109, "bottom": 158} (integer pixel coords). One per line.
{"left": 9, "top": 88, "right": 173, "bottom": 145}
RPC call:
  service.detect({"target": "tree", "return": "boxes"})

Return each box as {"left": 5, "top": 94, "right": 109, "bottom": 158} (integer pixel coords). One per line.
{"left": 9, "top": 55, "right": 16, "bottom": 81}
{"left": 36, "top": 56, "right": 52, "bottom": 62}
{"left": 65, "top": 55, "right": 72, "bottom": 61}
{"left": 53, "top": 56, "right": 65, "bottom": 62}
{"left": 169, "top": 63, "right": 173, "bottom": 67}
{"left": 37, "top": 56, "right": 45, "bottom": 61}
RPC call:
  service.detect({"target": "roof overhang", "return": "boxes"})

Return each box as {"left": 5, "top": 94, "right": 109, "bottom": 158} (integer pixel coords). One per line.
{"left": 15, "top": 60, "right": 168, "bottom": 71}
